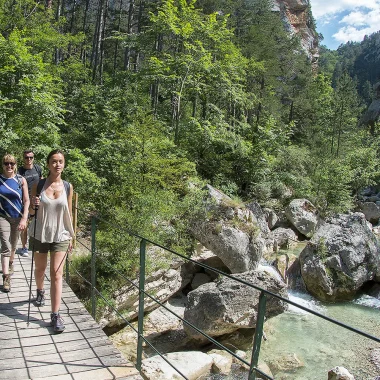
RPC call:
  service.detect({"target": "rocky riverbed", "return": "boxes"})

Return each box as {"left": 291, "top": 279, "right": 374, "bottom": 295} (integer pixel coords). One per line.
{"left": 106, "top": 187, "right": 380, "bottom": 379}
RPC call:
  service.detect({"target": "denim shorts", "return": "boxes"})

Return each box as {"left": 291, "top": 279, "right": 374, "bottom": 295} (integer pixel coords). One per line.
{"left": 29, "top": 237, "right": 70, "bottom": 253}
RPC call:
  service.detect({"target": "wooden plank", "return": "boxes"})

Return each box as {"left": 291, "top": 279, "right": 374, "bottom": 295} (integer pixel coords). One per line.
{"left": 0, "top": 254, "right": 142, "bottom": 379}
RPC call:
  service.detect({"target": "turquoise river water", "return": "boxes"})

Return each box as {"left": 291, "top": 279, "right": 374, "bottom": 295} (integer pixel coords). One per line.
{"left": 258, "top": 291, "right": 380, "bottom": 379}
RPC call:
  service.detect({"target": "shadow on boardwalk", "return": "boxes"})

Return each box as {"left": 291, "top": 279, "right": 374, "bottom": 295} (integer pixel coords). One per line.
{"left": 0, "top": 254, "right": 142, "bottom": 380}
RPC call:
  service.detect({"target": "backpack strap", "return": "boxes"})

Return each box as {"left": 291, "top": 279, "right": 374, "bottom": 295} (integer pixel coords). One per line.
{"left": 15, "top": 174, "right": 24, "bottom": 190}
{"left": 63, "top": 180, "right": 70, "bottom": 198}
{"left": 36, "top": 178, "right": 46, "bottom": 196}
{"left": 36, "top": 179, "right": 70, "bottom": 199}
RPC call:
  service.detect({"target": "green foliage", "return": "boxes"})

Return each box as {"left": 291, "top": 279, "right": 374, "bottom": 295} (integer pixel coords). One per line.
{"left": 271, "top": 145, "right": 314, "bottom": 201}
{"left": 318, "top": 46, "right": 339, "bottom": 77}
{"left": 316, "top": 238, "right": 328, "bottom": 262}
{"left": 2, "top": 0, "right": 380, "bottom": 317}
{"left": 312, "top": 157, "right": 353, "bottom": 214}
{"left": 0, "top": 29, "right": 63, "bottom": 154}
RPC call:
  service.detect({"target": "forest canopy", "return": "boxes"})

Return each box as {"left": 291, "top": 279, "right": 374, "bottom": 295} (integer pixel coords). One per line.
{"left": 1, "top": 0, "right": 379, "bottom": 263}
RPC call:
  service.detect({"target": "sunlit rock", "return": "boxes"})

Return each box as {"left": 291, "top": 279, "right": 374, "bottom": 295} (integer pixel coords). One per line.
{"left": 141, "top": 351, "right": 213, "bottom": 380}
{"left": 184, "top": 269, "right": 288, "bottom": 341}
{"left": 300, "top": 213, "right": 380, "bottom": 301}
{"left": 285, "top": 198, "right": 320, "bottom": 238}
{"left": 328, "top": 366, "right": 355, "bottom": 380}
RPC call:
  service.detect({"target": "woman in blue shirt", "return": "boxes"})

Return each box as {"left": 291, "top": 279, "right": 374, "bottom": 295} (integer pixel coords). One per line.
{"left": 0, "top": 154, "right": 30, "bottom": 292}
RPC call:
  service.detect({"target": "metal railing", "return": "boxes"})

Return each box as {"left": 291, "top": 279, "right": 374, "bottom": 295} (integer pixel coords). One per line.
{"left": 66, "top": 210, "right": 380, "bottom": 380}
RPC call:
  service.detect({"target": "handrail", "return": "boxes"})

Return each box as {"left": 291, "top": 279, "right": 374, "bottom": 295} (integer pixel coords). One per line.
{"left": 69, "top": 207, "right": 380, "bottom": 379}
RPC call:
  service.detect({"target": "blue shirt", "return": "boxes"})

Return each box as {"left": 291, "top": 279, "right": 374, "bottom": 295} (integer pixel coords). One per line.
{"left": 0, "top": 174, "right": 24, "bottom": 218}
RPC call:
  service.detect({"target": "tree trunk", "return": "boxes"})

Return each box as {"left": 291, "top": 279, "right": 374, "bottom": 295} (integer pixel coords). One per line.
{"left": 124, "top": 0, "right": 135, "bottom": 70}
{"left": 134, "top": 0, "right": 144, "bottom": 71}
{"left": 98, "top": 0, "right": 109, "bottom": 83}
{"left": 54, "top": 0, "right": 64, "bottom": 64}
{"left": 255, "top": 76, "right": 265, "bottom": 126}
{"left": 92, "top": 0, "right": 108, "bottom": 82}
{"left": 80, "top": 0, "right": 91, "bottom": 63}
{"left": 113, "top": 0, "right": 124, "bottom": 73}
{"left": 70, "top": 0, "right": 77, "bottom": 33}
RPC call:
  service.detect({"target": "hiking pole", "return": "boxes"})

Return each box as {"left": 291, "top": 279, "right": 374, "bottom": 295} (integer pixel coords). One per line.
{"left": 27, "top": 199, "right": 39, "bottom": 327}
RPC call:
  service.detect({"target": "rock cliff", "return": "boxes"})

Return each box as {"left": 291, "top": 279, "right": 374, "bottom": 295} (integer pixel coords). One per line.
{"left": 273, "top": 0, "right": 319, "bottom": 65}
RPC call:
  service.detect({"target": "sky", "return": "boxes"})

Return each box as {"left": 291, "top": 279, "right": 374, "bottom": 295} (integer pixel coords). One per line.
{"left": 309, "top": 0, "right": 380, "bottom": 50}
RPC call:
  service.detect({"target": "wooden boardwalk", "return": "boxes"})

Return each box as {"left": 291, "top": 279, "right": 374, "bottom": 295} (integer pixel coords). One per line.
{"left": 0, "top": 253, "right": 142, "bottom": 380}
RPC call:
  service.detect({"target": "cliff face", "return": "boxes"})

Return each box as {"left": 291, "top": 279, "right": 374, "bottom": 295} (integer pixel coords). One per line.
{"left": 273, "top": 0, "right": 319, "bottom": 64}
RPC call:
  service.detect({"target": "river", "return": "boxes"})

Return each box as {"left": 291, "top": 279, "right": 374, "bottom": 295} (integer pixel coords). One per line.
{"left": 209, "top": 291, "right": 380, "bottom": 379}
{"left": 209, "top": 242, "right": 380, "bottom": 380}
{"left": 259, "top": 291, "right": 380, "bottom": 379}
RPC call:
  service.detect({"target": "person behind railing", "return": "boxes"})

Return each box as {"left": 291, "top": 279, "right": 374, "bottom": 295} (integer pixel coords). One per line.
{"left": 17, "top": 149, "right": 43, "bottom": 258}
{"left": 0, "top": 154, "right": 30, "bottom": 292}
{"left": 29, "top": 149, "right": 74, "bottom": 333}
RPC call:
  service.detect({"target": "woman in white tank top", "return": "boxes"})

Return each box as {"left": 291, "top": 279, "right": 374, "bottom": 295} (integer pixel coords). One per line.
{"left": 29, "top": 149, "right": 74, "bottom": 333}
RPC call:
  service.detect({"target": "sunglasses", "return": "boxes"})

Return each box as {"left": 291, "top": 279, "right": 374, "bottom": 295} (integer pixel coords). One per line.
{"left": 24, "top": 156, "right": 34, "bottom": 160}
{"left": 3, "top": 162, "right": 15, "bottom": 167}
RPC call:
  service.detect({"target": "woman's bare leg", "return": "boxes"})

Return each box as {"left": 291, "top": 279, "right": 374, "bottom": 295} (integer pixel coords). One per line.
{"left": 34, "top": 252, "right": 48, "bottom": 290}
{"left": 50, "top": 251, "right": 66, "bottom": 313}
{"left": 1, "top": 255, "right": 9, "bottom": 275}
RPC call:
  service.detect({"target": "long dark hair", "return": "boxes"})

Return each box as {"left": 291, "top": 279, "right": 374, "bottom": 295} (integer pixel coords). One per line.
{"left": 46, "top": 149, "right": 65, "bottom": 164}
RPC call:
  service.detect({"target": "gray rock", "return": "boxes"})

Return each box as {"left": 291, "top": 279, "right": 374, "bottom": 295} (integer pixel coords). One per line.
{"left": 141, "top": 351, "right": 213, "bottom": 380}
{"left": 192, "top": 223, "right": 262, "bottom": 273}
{"left": 285, "top": 199, "right": 319, "bottom": 238}
{"left": 357, "top": 201, "right": 380, "bottom": 224}
{"left": 328, "top": 366, "right": 355, "bottom": 380}
{"left": 273, "top": 210, "right": 292, "bottom": 229}
{"left": 300, "top": 213, "right": 380, "bottom": 301}
{"left": 192, "top": 187, "right": 272, "bottom": 273}
{"left": 207, "top": 350, "right": 233, "bottom": 375}
{"left": 101, "top": 246, "right": 193, "bottom": 327}
{"left": 206, "top": 184, "right": 232, "bottom": 205}
{"left": 191, "top": 273, "right": 211, "bottom": 289}
{"left": 246, "top": 201, "right": 271, "bottom": 236}
{"left": 366, "top": 283, "right": 380, "bottom": 299}
{"left": 272, "top": 227, "right": 298, "bottom": 249}
{"left": 275, "top": 253, "right": 298, "bottom": 285}
{"left": 184, "top": 269, "right": 288, "bottom": 341}
{"left": 263, "top": 208, "right": 278, "bottom": 230}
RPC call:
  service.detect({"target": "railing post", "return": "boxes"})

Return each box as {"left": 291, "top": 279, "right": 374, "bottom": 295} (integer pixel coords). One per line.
{"left": 249, "top": 291, "right": 267, "bottom": 380}
{"left": 91, "top": 215, "right": 97, "bottom": 320}
{"left": 136, "top": 238, "right": 146, "bottom": 372}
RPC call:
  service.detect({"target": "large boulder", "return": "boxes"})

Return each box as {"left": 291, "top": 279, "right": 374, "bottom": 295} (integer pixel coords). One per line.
{"left": 272, "top": 227, "right": 298, "bottom": 250}
{"left": 192, "top": 186, "right": 273, "bottom": 273}
{"left": 357, "top": 201, "right": 380, "bottom": 224}
{"left": 285, "top": 199, "right": 320, "bottom": 238}
{"left": 101, "top": 246, "right": 194, "bottom": 327}
{"left": 184, "top": 269, "right": 288, "bottom": 341}
{"left": 110, "top": 294, "right": 192, "bottom": 359}
{"left": 299, "top": 213, "right": 380, "bottom": 302}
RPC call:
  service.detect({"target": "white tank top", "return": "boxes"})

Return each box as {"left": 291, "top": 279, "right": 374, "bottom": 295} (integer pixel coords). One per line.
{"left": 29, "top": 188, "right": 74, "bottom": 243}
